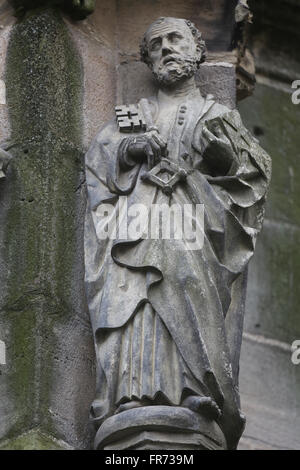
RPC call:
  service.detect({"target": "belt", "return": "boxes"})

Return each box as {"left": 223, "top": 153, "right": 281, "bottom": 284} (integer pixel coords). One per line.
{"left": 141, "top": 158, "right": 190, "bottom": 196}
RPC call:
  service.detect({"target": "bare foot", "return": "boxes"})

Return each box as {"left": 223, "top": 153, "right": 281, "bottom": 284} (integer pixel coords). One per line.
{"left": 181, "top": 396, "right": 221, "bottom": 420}
{"left": 115, "top": 400, "right": 143, "bottom": 414}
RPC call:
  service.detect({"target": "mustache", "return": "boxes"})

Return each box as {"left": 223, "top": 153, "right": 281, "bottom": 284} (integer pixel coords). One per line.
{"left": 162, "top": 54, "right": 180, "bottom": 65}
{"left": 159, "top": 54, "right": 197, "bottom": 68}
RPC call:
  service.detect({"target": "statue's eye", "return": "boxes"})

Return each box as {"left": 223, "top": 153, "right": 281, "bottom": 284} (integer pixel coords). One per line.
{"left": 149, "top": 39, "right": 161, "bottom": 51}
{"left": 168, "top": 33, "right": 183, "bottom": 43}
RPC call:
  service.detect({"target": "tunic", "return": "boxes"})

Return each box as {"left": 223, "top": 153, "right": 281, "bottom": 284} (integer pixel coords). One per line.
{"left": 84, "top": 89, "right": 271, "bottom": 449}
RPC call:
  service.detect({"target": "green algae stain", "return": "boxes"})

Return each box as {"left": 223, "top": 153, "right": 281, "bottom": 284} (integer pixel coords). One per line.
{"left": 0, "top": 428, "right": 73, "bottom": 450}
{"left": 1, "top": 7, "right": 84, "bottom": 444}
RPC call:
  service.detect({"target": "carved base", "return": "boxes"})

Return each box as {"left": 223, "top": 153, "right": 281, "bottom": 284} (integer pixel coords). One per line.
{"left": 94, "top": 406, "right": 226, "bottom": 450}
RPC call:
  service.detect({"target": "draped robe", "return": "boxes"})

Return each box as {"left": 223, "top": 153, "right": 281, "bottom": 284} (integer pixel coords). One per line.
{"left": 84, "top": 89, "right": 271, "bottom": 449}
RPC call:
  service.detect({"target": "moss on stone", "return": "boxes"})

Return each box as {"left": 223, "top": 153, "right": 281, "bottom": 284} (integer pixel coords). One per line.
{"left": 0, "top": 428, "right": 73, "bottom": 450}
{"left": 1, "top": 7, "right": 85, "bottom": 445}
{"left": 9, "top": 1, "right": 95, "bottom": 20}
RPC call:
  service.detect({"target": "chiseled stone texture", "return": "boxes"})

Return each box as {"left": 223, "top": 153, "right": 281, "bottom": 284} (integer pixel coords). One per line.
{"left": 248, "top": 0, "right": 300, "bottom": 83}
{"left": 0, "top": 0, "right": 243, "bottom": 450}
{"left": 0, "top": 0, "right": 242, "bottom": 451}
{"left": 0, "top": 1, "right": 15, "bottom": 143}
{"left": 66, "top": 0, "right": 118, "bottom": 147}
{"left": 239, "top": 334, "right": 300, "bottom": 450}
{"left": 4, "top": 0, "right": 298, "bottom": 451}
{"left": 0, "top": 428, "right": 74, "bottom": 450}
{"left": 115, "top": 0, "right": 238, "bottom": 55}
{"left": 239, "top": 84, "right": 300, "bottom": 344}
{"left": 0, "top": 6, "right": 95, "bottom": 450}
{"left": 238, "top": 4, "right": 300, "bottom": 448}
{"left": 238, "top": 83, "right": 300, "bottom": 449}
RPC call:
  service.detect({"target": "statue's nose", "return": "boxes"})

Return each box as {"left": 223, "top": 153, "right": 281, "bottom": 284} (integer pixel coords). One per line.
{"left": 162, "top": 45, "right": 173, "bottom": 56}
{"left": 161, "top": 37, "right": 174, "bottom": 56}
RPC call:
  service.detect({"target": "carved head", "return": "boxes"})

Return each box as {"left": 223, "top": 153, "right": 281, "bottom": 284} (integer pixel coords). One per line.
{"left": 140, "top": 17, "right": 206, "bottom": 86}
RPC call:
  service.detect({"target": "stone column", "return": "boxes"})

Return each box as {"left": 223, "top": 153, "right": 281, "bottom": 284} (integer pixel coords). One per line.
{"left": 0, "top": 3, "right": 95, "bottom": 450}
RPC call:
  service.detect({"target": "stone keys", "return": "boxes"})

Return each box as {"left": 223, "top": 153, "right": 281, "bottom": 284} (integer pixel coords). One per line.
{"left": 115, "top": 104, "right": 146, "bottom": 133}
{"left": 115, "top": 103, "right": 189, "bottom": 196}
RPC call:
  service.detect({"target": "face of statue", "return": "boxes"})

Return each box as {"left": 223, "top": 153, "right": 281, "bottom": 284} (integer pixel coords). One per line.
{"left": 145, "top": 19, "right": 200, "bottom": 86}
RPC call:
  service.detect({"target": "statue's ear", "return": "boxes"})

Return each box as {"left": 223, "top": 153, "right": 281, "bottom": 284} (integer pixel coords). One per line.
{"left": 196, "top": 47, "right": 202, "bottom": 66}
{"left": 146, "top": 56, "right": 154, "bottom": 71}
{"left": 196, "top": 43, "right": 207, "bottom": 66}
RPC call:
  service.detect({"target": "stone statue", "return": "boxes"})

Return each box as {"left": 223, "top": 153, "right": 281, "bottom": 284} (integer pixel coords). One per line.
{"left": 85, "top": 17, "right": 271, "bottom": 450}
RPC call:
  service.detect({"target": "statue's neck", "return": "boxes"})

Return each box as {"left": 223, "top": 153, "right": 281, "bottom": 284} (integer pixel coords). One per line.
{"left": 158, "top": 77, "right": 199, "bottom": 104}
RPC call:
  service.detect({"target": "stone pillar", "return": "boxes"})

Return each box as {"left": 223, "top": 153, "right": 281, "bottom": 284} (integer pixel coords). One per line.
{"left": 0, "top": 4, "right": 95, "bottom": 450}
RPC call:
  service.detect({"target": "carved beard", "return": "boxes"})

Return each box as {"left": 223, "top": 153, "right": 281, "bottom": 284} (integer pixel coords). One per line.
{"left": 152, "top": 54, "right": 198, "bottom": 86}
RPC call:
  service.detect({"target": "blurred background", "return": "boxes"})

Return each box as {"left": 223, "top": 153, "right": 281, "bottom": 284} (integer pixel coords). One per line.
{"left": 238, "top": 0, "right": 300, "bottom": 450}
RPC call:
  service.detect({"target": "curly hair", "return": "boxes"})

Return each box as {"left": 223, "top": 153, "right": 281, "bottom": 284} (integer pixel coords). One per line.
{"left": 140, "top": 17, "right": 207, "bottom": 68}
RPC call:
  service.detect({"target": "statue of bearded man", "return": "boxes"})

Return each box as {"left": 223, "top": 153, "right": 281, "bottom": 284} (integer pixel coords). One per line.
{"left": 84, "top": 17, "right": 271, "bottom": 450}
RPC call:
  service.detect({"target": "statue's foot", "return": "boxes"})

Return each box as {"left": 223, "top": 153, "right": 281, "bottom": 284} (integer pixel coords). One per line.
{"left": 181, "top": 396, "right": 221, "bottom": 420}
{"left": 115, "top": 400, "right": 143, "bottom": 414}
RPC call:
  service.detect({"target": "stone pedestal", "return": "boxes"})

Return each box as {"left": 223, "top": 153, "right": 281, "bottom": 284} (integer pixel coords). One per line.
{"left": 94, "top": 406, "right": 226, "bottom": 450}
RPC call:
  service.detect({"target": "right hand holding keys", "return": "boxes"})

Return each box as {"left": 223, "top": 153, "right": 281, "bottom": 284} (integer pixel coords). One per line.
{"left": 127, "top": 129, "right": 167, "bottom": 170}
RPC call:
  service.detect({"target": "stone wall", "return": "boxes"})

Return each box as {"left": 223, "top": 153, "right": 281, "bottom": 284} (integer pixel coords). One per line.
{"left": 238, "top": 0, "right": 300, "bottom": 450}
{"left": 0, "top": 2, "right": 95, "bottom": 450}
{"left": 0, "top": 0, "right": 299, "bottom": 450}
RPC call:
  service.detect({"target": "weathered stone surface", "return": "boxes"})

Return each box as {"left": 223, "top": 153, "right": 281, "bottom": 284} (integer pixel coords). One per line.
{"left": 248, "top": 0, "right": 300, "bottom": 83}
{"left": 0, "top": 0, "right": 251, "bottom": 451}
{"left": 0, "top": 7, "right": 95, "bottom": 449}
{"left": 196, "top": 63, "right": 236, "bottom": 109}
{"left": 239, "top": 334, "right": 300, "bottom": 450}
{"left": 0, "top": 2, "right": 15, "bottom": 144}
{"left": 237, "top": 30, "right": 300, "bottom": 447}
{"left": 117, "top": 61, "right": 237, "bottom": 110}
{"left": 115, "top": 0, "right": 244, "bottom": 109}
{"left": 238, "top": 83, "right": 300, "bottom": 343}
{"left": 243, "top": 220, "right": 300, "bottom": 344}
{"left": 95, "top": 406, "right": 226, "bottom": 450}
{"left": 65, "top": 0, "right": 117, "bottom": 147}
{"left": 4, "top": 0, "right": 297, "bottom": 452}
{"left": 104, "top": 431, "right": 217, "bottom": 450}
{"left": 239, "top": 84, "right": 300, "bottom": 226}
{"left": 8, "top": 0, "right": 96, "bottom": 20}
{"left": 85, "top": 15, "right": 271, "bottom": 451}
{"left": 0, "top": 428, "right": 74, "bottom": 450}
{"left": 66, "top": 0, "right": 244, "bottom": 147}
{"left": 116, "top": 0, "right": 238, "bottom": 57}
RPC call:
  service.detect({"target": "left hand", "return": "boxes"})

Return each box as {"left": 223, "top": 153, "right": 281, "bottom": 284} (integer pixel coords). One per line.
{"left": 201, "top": 122, "right": 234, "bottom": 175}
{"left": 127, "top": 129, "right": 167, "bottom": 170}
